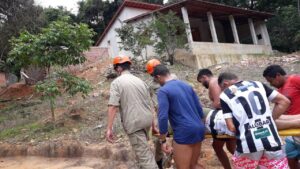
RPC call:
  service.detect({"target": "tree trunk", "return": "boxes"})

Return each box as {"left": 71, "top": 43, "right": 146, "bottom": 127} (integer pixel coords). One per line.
{"left": 50, "top": 99, "right": 55, "bottom": 121}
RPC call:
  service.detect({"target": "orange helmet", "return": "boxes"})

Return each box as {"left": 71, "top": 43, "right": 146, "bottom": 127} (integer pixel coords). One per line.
{"left": 113, "top": 56, "right": 132, "bottom": 65}
{"left": 146, "top": 59, "right": 161, "bottom": 75}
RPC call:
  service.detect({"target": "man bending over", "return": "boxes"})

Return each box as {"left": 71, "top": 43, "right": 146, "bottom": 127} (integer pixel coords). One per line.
{"left": 197, "top": 69, "right": 235, "bottom": 169}
{"left": 263, "top": 65, "right": 300, "bottom": 169}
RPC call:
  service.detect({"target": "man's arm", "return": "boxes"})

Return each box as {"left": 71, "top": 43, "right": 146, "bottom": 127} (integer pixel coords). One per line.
{"left": 225, "top": 119, "right": 236, "bottom": 133}
{"left": 262, "top": 83, "right": 290, "bottom": 119}
{"left": 106, "top": 106, "right": 118, "bottom": 142}
{"left": 220, "top": 98, "right": 236, "bottom": 133}
{"left": 106, "top": 82, "right": 120, "bottom": 143}
{"left": 209, "top": 80, "right": 222, "bottom": 109}
{"left": 157, "top": 90, "right": 169, "bottom": 141}
{"left": 157, "top": 89, "right": 173, "bottom": 154}
{"left": 147, "top": 84, "right": 160, "bottom": 136}
{"left": 270, "top": 93, "right": 290, "bottom": 120}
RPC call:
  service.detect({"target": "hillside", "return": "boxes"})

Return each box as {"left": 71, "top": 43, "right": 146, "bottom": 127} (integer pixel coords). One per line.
{"left": 0, "top": 53, "right": 299, "bottom": 169}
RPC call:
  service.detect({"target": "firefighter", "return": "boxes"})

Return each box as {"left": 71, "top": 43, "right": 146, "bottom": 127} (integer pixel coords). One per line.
{"left": 106, "top": 56, "right": 158, "bottom": 169}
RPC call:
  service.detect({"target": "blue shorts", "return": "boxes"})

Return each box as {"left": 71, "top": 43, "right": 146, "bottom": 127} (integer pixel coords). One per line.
{"left": 285, "top": 137, "right": 300, "bottom": 159}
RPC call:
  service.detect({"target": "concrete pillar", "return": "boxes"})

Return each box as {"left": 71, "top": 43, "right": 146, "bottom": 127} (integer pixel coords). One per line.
{"left": 248, "top": 18, "right": 258, "bottom": 45}
{"left": 229, "top": 15, "right": 240, "bottom": 44}
{"left": 181, "top": 6, "right": 193, "bottom": 48}
{"left": 207, "top": 12, "right": 218, "bottom": 43}
{"left": 261, "top": 22, "right": 271, "bottom": 46}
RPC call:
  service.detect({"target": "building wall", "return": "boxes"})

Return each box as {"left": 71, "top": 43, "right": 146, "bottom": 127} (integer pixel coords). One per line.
{"left": 98, "top": 7, "right": 153, "bottom": 58}
{"left": 254, "top": 20, "right": 271, "bottom": 46}
{"left": 175, "top": 42, "right": 273, "bottom": 68}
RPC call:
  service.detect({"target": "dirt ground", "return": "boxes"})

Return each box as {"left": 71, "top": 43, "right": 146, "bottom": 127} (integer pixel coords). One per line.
{"left": 0, "top": 53, "right": 299, "bottom": 169}
{"left": 0, "top": 156, "right": 133, "bottom": 169}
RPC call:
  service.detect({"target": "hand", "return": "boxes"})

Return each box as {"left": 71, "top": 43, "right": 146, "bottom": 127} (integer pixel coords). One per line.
{"left": 161, "top": 142, "right": 173, "bottom": 154}
{"left": 106, "top": 128, "right": 115, "bottom": 143}
{"left": 152, "top": 127, "right": 160, "bottom": 137}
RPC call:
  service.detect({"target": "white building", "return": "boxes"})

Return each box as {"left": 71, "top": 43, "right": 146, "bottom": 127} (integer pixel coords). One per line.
{"left": 96, "top": 0, "right": 274, "bottom": 68}
{"left": 96, "top": 1, "right": 161, "bottom": 58}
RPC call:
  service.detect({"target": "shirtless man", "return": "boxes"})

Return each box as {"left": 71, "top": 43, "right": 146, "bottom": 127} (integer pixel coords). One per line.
{"left": 197, "top": 69, "right": 236, "bottom": 169}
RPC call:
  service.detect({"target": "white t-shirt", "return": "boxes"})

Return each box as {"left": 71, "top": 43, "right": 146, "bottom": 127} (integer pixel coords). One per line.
{"left": 220, "top": 81, "right": 282, "bottom": 153}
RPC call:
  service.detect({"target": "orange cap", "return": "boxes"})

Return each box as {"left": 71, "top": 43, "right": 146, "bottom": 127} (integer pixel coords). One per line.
{"left": 113, "top": 56, "right": 132, "bottom": 65}
{"left": 146, "top": 59, "right": 161, "bottom": 74}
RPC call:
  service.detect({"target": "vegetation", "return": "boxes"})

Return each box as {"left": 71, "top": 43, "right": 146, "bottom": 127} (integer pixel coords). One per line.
{"left": 42, "top": 6, "right": 77, "bottom": 23}
{"left": 150, "top": 12, "right": 188, "bottom": 65}
{"left": 77, "top": 0, "right": 123, "bottom": 42}
{"left": 0, "top": 0, "right": 44, "bottom": 73}
{"left": 8, "top": 18, "right": 94, "bottom": 121}
{"left": 116, "top": 22, "right": 153, "bottom": 60}
{"left": 268, "top": 5, "right": 300, "bottom": 52}
{"left": 0, "top": 121, "right": 71, "bottom": 140}
{"left": 116, "top": 11, "right": 188, "bottom": 64}
{"left": 35, "top": 71, "right": 92, "bottom": 121}
{"left": 8, "top": 17, "right": 94, "bottom": 72}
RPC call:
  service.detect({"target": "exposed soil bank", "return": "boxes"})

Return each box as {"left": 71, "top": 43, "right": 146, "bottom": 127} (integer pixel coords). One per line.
{"left": 0, "top": 140, "right": 133, "bottom": 161}
{"left": 0, "top": 156, "right": 136, "bottom": 169}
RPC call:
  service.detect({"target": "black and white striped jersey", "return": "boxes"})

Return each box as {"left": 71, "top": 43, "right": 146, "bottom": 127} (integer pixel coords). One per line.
{"left": 220, "top": 81, "right": 282, "bottom": 153}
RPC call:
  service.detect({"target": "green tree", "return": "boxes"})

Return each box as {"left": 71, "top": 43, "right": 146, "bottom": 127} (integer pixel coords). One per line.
{"left": 42, "top": 6, "right": 77, "bottom": 23}
{"left": 77, "top": 0, "right": 122, "bottom": 43}
{"left": 0, "top": 0, "right": 44, "bottom": 73}
{"left": 8, "top": 17, "right": 95, "bottom": 71}
{"left": 116, "top": 22, "right": 153, "bottom": 59}
{"left": 36, "top": 72, "right": 92, "bottom": 121}
{"left": 268, "top": 5, "right": 300, "bottom": 52}
{"left": 8, "top": 17, "right": 95, "bottom": 121}
{"left": 150, "top": 11, "right": 188, "bottom": 65}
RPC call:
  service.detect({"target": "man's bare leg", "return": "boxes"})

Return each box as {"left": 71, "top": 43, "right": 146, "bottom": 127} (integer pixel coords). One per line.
{"left": 173, "top": 141, "right": 193, "bottom": 169}
{"left": 213, "top": 139, "right": 232, "bottom": 169}
{"left": 190, "top": 142, "right": 204, "bottom": 169}
{"left": 225, "top": 139, "right": 236, "bottom": 155}
{"left": 288, "top": 158, "right": 300, "bottom": 169}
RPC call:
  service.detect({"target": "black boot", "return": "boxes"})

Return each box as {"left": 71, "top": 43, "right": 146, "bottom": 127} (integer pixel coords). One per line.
{"left": 156, "top": 159, "right": 163, "bottom": 169}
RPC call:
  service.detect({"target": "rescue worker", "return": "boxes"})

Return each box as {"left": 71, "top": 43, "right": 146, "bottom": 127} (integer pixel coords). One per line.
{"left": 106, "top": 56, "right": 158, "bottom": 169}
{"left": 154, "top": 64, "right": 205, "bottom": 169}
{"left": 146, "top": 59, "right": 176, "bottom": 169}
{"left": 146, "top": 59, "right": 164, "bottom": 169}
